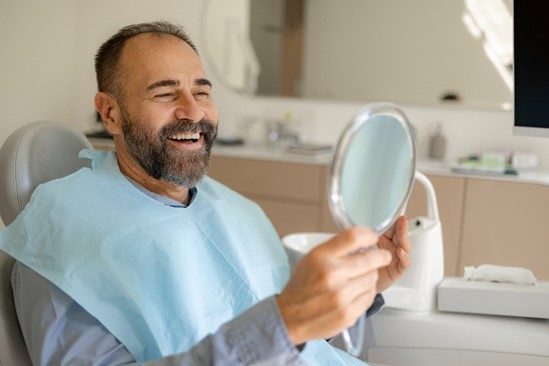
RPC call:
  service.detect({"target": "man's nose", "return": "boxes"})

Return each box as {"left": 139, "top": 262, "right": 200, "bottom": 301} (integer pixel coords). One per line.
{"left": 174, "top": 93, "right": 204, "bottom": 122}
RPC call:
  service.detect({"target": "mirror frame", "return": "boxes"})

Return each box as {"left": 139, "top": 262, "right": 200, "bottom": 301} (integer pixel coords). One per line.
{"left": 328, "top": 102, "right": 417, "bottom": 234}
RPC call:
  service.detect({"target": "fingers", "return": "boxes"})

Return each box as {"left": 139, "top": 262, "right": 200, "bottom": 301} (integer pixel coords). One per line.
{"left": 303, "top": 246, "right": 392, "bottom": 295}
{"left": 344, "top": 247, "right": 392, "bottom": 279}
{"left": 383, "top": 215, "right": 407, "bottom": 239}
{"left": 306, "top": 227, "right": 391, "bottom": 287}
{"left": 279, "top": 249, "right": 390, "bottom": 343}
{"left": 314, "top": 227, "right": 379, "bottom": 258}
{"left": 375, "top": 216, "right": 412, "bottom": 293}
{"left": 393, "top": 216, "right": 410, "bottom": 251}
{"left": 380, "top": 215, "right": 410, "bottom": 251}
{"left": 392, "top": 216, "right": 411, "bottom": 273}
{"left": 278, "top": 227, "right": 394, "bottom": 344}
{"left": 396, "top": 247, "right": 411, "bottom": 272}
{"left": 325, "top": 271, "right": 380, "bottom": 329}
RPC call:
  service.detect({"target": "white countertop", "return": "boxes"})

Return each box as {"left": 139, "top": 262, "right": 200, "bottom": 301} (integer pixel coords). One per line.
{"left": 416, "top": 159, "right": 549, "bottom": 186}
{"left": 212, "top": 143, "right": 549, "bottom": 186}
{"left": 89, "top": 137, "right": 549, "bottom": 187}
{"left": 211, "top": 143, "right": 333, "bottom": 165}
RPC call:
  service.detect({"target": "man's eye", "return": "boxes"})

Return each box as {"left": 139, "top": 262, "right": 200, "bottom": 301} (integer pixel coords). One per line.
{"left": 195, "top": 91, "right": 210, "bottom": 98}
{"left": 156, "top": 93, "right": 174, "bottom": 99}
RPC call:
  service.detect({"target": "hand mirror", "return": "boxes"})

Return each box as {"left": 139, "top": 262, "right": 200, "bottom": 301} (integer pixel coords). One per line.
{"left": 328, "top": 102, "right": 417, "bottom": 356}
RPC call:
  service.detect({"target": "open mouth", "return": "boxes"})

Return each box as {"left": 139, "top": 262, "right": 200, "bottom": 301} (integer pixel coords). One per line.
{"left": 168, "top": 132, "right": 202, "bottom": 145}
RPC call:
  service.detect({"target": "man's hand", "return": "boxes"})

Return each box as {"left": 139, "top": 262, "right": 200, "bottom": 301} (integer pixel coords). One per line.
{"left": 376, "top": 215, "right": 411, "bottom": 293}
{"left": 276, "top": 227, "right": 392, "bottom": 345}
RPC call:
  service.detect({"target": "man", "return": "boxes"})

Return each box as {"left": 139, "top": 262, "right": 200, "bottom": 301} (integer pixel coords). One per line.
{"left": 0, "top": 21, "right": 410, "bottom": 365}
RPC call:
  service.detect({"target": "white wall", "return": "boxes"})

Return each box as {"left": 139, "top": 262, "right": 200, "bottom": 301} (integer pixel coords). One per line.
{"left": 0, "top": 0, "right": 204, "bottom": 136}
{"left": 0, "top": 0, "right": 78, "bottom": 134}
{"left": 302, "top": 0, "right": 512, "bottom": 106}
{"left": 1, "top": 0, "right": 548, "bottom": 171}
{"left": 214, "top": 92, "right": 549, "bottom": 171}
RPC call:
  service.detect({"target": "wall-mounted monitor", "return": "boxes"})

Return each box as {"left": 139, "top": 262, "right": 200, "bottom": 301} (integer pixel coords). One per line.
{"left": 513, "top": 0, "right": 549, "bottom": 138}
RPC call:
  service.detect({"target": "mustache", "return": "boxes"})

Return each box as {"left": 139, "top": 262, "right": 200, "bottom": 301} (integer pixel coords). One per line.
{"left": 160, "top": 118, "right": 217, "bottom": 138}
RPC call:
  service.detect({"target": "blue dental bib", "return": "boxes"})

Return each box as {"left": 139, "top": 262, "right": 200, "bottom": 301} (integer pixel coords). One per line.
{"left": 0, "top": 150, "right": 366, "bottom": 365}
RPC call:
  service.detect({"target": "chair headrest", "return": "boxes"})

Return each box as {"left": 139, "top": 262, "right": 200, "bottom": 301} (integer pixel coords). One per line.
{"left": 0, "top": 121, "right": 93, "bottom": 226}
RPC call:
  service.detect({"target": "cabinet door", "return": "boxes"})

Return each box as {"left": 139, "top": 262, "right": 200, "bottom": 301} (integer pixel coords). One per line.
{"left": 405, "top": 175, "right": 466, "bottom": 276}
{"left": 208, "top": 156, "right": 322, "bottom": 202}
{"left": 250, "top": 195, "right": 321, "bottom": 237}
{"left": 460, "top": 178, "right": 549, "bottom": 280}
{"left": 208, "top": 156, "right": 323, "bottom": 236}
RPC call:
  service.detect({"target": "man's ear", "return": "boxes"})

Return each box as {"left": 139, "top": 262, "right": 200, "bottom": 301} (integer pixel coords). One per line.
{"left": 94, "top": 92, "right": 122, "bottom": 135}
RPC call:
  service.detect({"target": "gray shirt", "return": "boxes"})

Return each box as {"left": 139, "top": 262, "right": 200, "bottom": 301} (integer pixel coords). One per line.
{"left": 12, "top": 261, "right": 306, "bottom": 365}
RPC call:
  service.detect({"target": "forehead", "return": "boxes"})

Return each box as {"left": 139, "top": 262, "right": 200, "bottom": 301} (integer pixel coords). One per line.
{"left": 118, "top": 33, "right": 205, "bottom": 88}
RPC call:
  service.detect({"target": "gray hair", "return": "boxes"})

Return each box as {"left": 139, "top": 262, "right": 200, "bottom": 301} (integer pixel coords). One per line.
{"left": 95, "top": 21, "right": 197, "bottom": 98}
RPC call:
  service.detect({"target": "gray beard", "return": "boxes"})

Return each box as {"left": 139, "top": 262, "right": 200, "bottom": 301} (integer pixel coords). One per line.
{"left": 120, "top": 109, "right": 217, "bottom": 188}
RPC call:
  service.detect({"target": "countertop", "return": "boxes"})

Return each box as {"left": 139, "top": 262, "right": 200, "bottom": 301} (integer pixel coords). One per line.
{"left": 211, "top": 143, "right": 549, "bottom": 186}
{"left": 88, "top": 137, "right": 549, "bottom": 187}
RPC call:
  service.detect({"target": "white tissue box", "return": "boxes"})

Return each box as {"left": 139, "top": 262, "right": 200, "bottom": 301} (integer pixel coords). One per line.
{"left": 437, "top": 277, "right": 549, "bottom": 319}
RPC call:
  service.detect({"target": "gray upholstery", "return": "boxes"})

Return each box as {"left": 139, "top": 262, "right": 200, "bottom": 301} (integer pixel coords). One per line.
{"left": 0, "top": 121, "right": 92, "bottom": 365}
{"left": 0, "top": 121, "right": 93, "bottom": 226}
{"left": 0, "top": 252, "right": 30, "bottom": 366}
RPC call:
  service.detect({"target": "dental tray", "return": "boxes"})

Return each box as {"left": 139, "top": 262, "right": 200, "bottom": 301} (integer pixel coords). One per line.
{"left": 437, "top": 277, "right": 549, "bottom": 319}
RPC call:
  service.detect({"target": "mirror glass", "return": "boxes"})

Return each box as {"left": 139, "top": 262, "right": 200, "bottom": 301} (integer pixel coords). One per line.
{"left": 329, "top": 102, "right": 417, "bottom": 234}
{"left": 203, "top": 0, "right": 513, "bottom": 109}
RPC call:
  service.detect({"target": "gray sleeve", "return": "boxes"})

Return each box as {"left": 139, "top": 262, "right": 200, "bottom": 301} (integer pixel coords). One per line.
{"left": 366, "top": 294, "right": 384, "bottom": 318}
{"left": 12, "top": 262, "right": 305, "bottom": 366}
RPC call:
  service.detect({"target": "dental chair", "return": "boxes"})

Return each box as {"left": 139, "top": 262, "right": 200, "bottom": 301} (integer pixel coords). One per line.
{"left": 0, "top": 121, "right": 92, "bottom": 365}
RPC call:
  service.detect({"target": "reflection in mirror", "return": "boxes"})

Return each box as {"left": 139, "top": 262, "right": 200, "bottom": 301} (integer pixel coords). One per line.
{"left": 341, "top": 116, "right": 415, "bottom": 232}
{"left": 329, "top": 102, "right": 417, "bottom": 234}
{"left": 203, "top": 0, "right": 260, "bottom": 95}
{"left": 327, "top": 102, "right": 416, "bottom": 356}
{"left": 203, "top": 0, "right": 513, "bottom": 109}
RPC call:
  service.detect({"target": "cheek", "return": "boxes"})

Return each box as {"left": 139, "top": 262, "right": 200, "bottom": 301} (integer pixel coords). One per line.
{"left": 139, "top": 105, "right": 173, "bottom": 130}
{"left": 205, "top": 104, "right": 219, "bottom": 125}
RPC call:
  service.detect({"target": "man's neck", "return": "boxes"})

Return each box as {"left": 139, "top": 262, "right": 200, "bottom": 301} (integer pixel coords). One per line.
{"left": 115, "top": 147, "right": 191, "bottom": 206}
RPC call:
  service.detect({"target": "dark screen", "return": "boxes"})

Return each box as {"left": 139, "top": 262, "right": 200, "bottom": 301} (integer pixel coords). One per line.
{"left": 514, "top": 0, "right": 549, "bottom": 129}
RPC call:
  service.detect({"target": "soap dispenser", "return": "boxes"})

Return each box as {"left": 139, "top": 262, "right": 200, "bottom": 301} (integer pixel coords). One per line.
{"left": 429, "top": 122, "right": 447, "bottom": 160}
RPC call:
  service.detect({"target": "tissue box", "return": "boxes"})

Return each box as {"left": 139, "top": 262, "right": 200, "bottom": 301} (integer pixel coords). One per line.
{"left": 437, "top": 277, "right": 549, "bottom": 319}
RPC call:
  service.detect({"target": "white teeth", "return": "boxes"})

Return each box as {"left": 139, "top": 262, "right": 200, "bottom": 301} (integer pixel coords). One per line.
{"left": 171, "top": 133, "right": 200, "bottom": 140}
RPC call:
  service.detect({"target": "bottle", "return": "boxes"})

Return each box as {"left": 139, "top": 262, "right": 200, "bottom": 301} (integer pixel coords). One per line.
{"left": 429, "top": 123, "right": 447, "bottom": 160}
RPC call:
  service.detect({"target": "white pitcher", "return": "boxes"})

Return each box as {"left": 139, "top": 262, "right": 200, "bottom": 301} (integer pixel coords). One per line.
{"left": 382, "top": 171, "right": 444, "bottom": 312}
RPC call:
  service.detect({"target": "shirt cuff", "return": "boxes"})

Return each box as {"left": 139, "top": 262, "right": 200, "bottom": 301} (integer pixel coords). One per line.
{"left": 214, "top": 295, "right": 306, "bottom": 365}
{"left": 366, "top": 293, "right": 385, "bottom": 318}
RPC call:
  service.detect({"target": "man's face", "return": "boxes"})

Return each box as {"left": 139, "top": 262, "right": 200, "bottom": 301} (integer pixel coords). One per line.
{"left": 119, "top": 101, "right": 217, "bottom": 187}
{"left": 114, "top": 33, "right": 219, "bottom": 187}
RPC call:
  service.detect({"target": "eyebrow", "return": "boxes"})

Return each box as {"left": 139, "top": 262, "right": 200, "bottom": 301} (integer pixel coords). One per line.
{"left": 195, "top": 78, "right": 213, "bottom": 88}
{"left": 146, "top": 79, "right": 179, "bottom": 91}
{"left": 146, "top": 78, "right": 212, "bottom": 91}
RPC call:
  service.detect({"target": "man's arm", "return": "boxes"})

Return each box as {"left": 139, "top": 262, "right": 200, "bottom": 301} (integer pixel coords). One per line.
{"left": 12, "top": 262, "right": 305, "bottom": 366}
